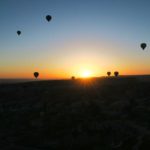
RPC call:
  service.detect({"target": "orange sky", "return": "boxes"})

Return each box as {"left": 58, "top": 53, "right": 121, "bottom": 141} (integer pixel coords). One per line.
{"left": 1, "top": 39, "right": 150, "bottom": 79}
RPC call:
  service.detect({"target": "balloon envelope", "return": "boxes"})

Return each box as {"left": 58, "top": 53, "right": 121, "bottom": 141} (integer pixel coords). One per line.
{"left": 141, "top": 43, "right": 147, "bottom": 50}
{"left": 107, "top": 72, "right": 111, "bottom": 76}
{"left": 46, "top": 15, "right": 52, "bottom": 22}
{"left": 114, "top": 71, "right": 119, "bottom": 77}
{"left": 17, "top": 30, "right": 21, "bottom": 35}
{"left": 34, "top": 72, "right": 39, "bottom": 78}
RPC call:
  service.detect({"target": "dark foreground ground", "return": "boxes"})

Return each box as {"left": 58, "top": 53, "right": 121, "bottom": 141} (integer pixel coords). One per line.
{"left": 0, "top": 77, "right": 150, "bottom": 150}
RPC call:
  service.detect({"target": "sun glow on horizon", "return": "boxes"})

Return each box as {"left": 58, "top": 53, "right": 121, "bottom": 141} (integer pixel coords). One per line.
{"left": 81, "top": 70, "right": 92, "bottom": 78}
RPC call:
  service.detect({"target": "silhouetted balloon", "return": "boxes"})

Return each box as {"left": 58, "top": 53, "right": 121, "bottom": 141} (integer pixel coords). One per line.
{"left": 71, "top": 76, "right": 75, "bottom": 80}
{"left": 107, "top": 72, "right": 111, "bottom": 76}
{"left": 114, "top": 71, "right": 119, "bottom": 77}
{"left": 46, "top": 15, "right": 52, "bottom": 22}
{"left": 141, "top": 43, "right": 147, "bottom": 50}
{"left": 17, "top": 30, "right": 21, "bottom": 35}
{"left": 34, "top": 72, "right": 39, "bottom": 78}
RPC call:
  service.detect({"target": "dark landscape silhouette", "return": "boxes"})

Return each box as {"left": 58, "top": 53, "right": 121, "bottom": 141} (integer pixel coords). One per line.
{"left": 0, "top": 76, "right": 150, "bottom": 149}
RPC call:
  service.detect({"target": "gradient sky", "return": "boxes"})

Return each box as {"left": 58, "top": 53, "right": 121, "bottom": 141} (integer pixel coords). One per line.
{"left": 1, "top": 0, "right": 150, "bottom": 79}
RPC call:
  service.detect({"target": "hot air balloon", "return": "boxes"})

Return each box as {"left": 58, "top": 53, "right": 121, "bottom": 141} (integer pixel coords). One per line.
{"left": 71, "top": 76, "right": 75, "bottom": 80}
{"left": 107, "top": 71, "right": 111, "bottom": 77}
{"left": 114, "top": 71, "right": 119, "bottom": 77}
{"left": 46, "top": 15, "right": 52, "bottom": 22}
{"left": 141, "top": 43, "right": 147, "bottom": 50}
{"left": 34, "top": 72, "right": 39, "bottom": 79}
{"left": 17, "top": 30, "right": 21, "bottom": 35}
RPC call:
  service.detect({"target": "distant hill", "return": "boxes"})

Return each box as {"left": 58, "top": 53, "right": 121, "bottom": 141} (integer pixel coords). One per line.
{"left": 0, "top": 79, "right": 36, "bottom": 84}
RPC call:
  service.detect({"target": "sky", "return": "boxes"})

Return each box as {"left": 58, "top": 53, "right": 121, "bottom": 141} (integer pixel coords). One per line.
{"left": 1, "top": 0, "right": 150, "bottom": 79}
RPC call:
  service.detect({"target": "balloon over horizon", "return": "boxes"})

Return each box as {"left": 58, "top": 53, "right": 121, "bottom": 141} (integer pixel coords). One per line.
{"left": 141, "top": 43, "right": 147, "bottom": 50}
{"left": 34, "top": 72, "right": 39, "bottom": 79}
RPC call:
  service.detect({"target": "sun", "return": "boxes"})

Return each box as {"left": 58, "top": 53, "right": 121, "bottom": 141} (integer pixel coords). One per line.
{"left": 81, "top": 70, "right": 92, "bottom": 78}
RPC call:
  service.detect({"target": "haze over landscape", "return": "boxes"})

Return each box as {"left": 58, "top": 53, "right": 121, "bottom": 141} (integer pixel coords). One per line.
{"left": 1, "top": 0, "right": 150, "bottom": 79}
